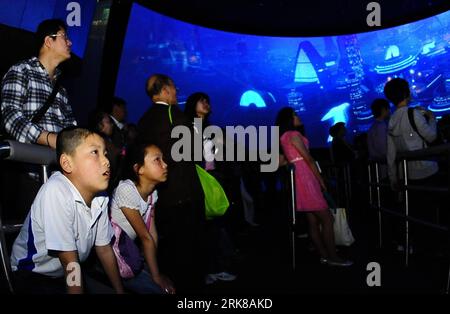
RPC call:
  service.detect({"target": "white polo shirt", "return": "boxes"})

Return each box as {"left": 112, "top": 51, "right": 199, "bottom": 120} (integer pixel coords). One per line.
{"left": 10, "top": 172, "right": 113, "bottom": 278}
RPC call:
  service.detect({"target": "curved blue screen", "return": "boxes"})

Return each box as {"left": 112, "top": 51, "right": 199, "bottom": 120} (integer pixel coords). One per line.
{"left": 115, "top": 3, "right": 450, "bottom": 147}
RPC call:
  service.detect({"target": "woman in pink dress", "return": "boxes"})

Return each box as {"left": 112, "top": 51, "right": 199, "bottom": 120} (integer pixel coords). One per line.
{"left": 276, "top": 107, "right": 352, "bottom": 267}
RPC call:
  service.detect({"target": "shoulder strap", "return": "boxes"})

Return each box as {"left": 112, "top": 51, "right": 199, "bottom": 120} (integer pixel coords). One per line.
{"left": 30, "top": 80, "right": 60, "bottom": 124}
{"left": 407, "top": 108, "right": 427, "bottom": 143}
{"left": 168, "top": 104, "right": 173, "bottom": 125}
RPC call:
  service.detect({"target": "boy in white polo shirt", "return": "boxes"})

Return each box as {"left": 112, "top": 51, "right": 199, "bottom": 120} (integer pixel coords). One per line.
{"left": 10, "top": 127, "right": 124, "bottom": 294}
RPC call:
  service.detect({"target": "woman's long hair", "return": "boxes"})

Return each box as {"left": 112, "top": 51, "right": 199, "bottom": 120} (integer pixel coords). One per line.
{"left": 275, "top": 107, "right": 296, "bottom": 137}
{"left": 184, "top": 92, "right": 211, "bottom": 126}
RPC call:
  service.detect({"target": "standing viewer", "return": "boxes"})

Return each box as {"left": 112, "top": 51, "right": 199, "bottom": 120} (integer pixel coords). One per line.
{"left": 1, "top": 19, "right": 76, "bottom": 147}
{"left": 0, "top": 19, "right": 77, "bottom": 220}
{"left": 277, "top": 107, "right": 352, "bottom": 266}
{"left": 367, "top": 98, "right": 390, "bottom": 161}
{"left": 137, "top": 74, "right": 205, "bottom": 292}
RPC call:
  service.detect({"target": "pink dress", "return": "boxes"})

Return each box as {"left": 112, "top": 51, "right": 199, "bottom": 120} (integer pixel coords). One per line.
{"left": 280, "top": 130, "right": 328, "bottom": 212}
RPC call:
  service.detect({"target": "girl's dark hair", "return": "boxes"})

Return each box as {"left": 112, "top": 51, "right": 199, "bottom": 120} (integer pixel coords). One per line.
{"left": 121, "top": 142, "right": 156, "bottom": 182}
{"left": 275, "top": 107, "right": 296, "bottom": 137}
{"left": 184, "top": 92, "right": 211, "bottom": 125}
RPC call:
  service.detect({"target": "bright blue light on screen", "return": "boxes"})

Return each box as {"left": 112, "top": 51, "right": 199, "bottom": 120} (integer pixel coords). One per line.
{"left": 240, "top": 90, "right": 267, "bottom": 108}
{"left": 321, "top": 103, "right": 350, "bottom": 142}
{"left": 114, "top": 4, "right": 450, "bottom": 147}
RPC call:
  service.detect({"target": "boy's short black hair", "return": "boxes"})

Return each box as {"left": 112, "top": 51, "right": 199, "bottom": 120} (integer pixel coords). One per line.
{"left": 35, "top": 19, "right": 67, "bottom": 53}
{"left": 56, "top": 127, "right": 98, "bottom": 170}
{"left": 371, "top": 98, "right": 390, "bottom": 118}
{"left": 383, "top": 78, "right": 410, "bottom": 106}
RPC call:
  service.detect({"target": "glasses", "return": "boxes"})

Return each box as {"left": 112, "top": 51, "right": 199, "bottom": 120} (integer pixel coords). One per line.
{"left": 50, "top": 33, "right": 70, "bottom": 42}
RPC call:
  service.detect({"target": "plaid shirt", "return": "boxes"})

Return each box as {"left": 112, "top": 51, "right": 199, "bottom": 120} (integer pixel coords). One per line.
{"left": 1, "top": 57, "right": 77, "bottom": 144}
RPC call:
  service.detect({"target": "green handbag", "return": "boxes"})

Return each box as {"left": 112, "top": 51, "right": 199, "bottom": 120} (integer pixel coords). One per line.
{"left": 196, "top": 165, "right": 229, "bottom": 220}
{"left": 167, "top": 105, "right": 229, "bottom": 219}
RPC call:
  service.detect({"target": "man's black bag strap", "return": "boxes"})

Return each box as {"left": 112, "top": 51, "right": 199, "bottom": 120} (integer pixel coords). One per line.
{"left": 30, "top": 80, "right": 60, "bottom": 124}
{"left": 407, "top": 108, "right": 428, "bottom": 144}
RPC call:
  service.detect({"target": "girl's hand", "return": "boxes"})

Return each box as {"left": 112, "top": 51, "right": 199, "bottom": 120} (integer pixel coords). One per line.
{"left": 154, "top": 274, "right": 176, "bottom": 294}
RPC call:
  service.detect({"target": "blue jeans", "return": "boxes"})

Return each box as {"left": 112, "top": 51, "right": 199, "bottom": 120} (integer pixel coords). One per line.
{"left": 123, "top": 267, "right": 164, "bottom": 294}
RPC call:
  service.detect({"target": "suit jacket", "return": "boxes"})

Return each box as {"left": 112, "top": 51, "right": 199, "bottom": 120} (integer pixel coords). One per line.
{"left": 137, "top": 103, "right": 204, "bottom": 210}
{"left": 110, "top": 118, "right": 126, "bottom": 149}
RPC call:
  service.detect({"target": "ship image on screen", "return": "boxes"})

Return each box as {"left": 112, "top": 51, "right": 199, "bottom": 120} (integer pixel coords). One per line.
{"left": 115, "top": 4, "right": 450, "bottom": 147}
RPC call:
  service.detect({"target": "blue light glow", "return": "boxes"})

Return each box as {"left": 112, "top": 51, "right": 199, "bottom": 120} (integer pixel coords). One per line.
{"left": 321, "top": 103, "right": 350, "bottom": 142}
{"left": 114, "top": 4, "right": 450, "bottom": 147}
{"left": 240, "top": 90, "right": 267, "bottom": 108}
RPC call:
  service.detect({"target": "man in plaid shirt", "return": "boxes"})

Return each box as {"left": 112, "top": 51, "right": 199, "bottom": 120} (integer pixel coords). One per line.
{"left": 1, "top": 19, "right": 77, "bottom": 148}
{"left": 0, "top": 19, "right": 77, "bottom": 221}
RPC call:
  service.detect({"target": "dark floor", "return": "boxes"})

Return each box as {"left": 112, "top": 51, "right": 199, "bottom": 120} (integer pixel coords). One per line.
{"left": 201, "top": 204, "right": 450, "bottom": 295}
{"left": 1, "top": 202, "right": 449, "bottom": 294}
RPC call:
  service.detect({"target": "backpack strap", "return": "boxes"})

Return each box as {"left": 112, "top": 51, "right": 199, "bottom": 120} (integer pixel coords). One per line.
{"left": 30, "top": 80, "right": 60, "bottom": 124}
{"left": 407, "top": 108, "right": 428, "bottom": 144}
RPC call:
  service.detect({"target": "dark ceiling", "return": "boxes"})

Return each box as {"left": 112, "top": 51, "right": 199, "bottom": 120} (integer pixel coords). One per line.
{"left": 135, "top": 0, "right": 449, "bottom": 36}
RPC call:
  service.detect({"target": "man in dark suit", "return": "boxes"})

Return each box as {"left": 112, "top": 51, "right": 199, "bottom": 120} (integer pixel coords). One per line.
{"left": 108, "top": 96, "right": 127, "bottom": 149}
{"left": 137, "top": 74, "right": 205, "bottom": 292}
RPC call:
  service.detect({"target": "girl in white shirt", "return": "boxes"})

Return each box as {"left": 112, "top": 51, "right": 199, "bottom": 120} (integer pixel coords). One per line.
{"left": 110, "top": 143, "right": 175, "bottom": 294}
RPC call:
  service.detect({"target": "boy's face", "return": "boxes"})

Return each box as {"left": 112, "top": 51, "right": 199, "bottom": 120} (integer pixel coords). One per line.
{"left": 138, "top": 146, "right": 168, "bottom": 183}
{"left": 65, "top": 134, "right": 110, "bottom": 197}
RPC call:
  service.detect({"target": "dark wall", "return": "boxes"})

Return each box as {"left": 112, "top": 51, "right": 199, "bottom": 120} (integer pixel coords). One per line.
{"left": 136, "top": 0, "right": 450, "bottom": 36}
{"left": 0, "top": 24, "right": 35, "bottom": 79}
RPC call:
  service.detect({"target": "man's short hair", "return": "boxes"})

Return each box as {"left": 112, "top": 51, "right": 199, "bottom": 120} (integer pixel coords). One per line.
{"left": 371, "top": 98, "right": 390, "bottom": 118}
{"left": 35, "top": 19, "right": 67, "bottom": 52}
{"left": 112, "top": 97, "right": 126, "bottom": 107}
{"left": 108, "top": 97, "right": 126, "bottom": 114}
{"left": 56, "top": 127, "right": 97, "bottom": 170}
{"left": 384, "top": 78, "right": 410, "bottom": 106}
{"left": 145, "top": 74, "right": 173, "bottom": 98}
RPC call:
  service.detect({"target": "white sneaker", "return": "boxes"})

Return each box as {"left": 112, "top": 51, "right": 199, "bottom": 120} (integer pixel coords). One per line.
{"left": 320, "top": 257, "right": 353, "bottom": 267}
{"left": 205, "top": 274, "right": 217, "bottom": 285}
{"left": 397, "top": 245, "right": 414, "bottom": 254}
{"left": 210, "top": 272, "right": 237, "bottom": 282}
